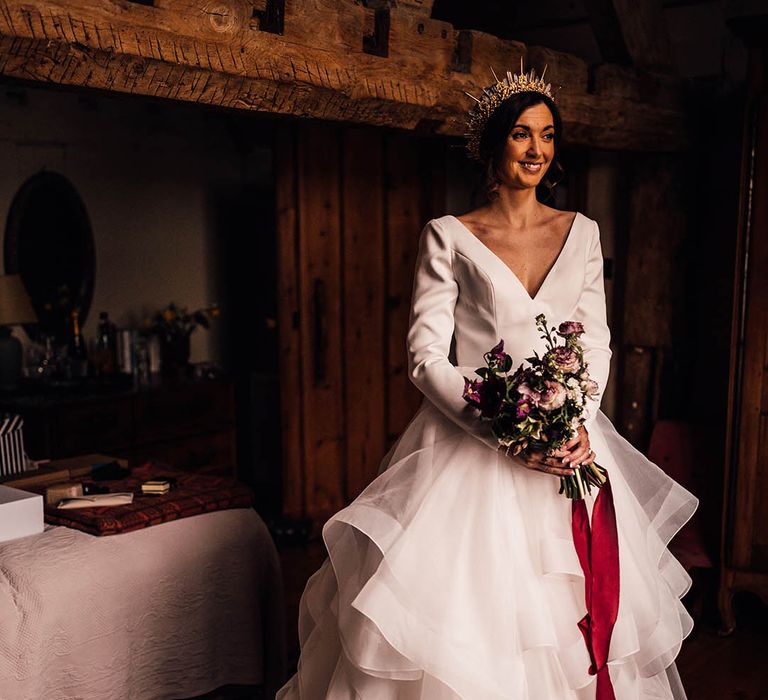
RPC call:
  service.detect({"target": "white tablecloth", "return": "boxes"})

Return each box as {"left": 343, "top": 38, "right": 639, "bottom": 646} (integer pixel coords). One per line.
{"left": 0, "top": 508, "right": 284, "bottom": 700}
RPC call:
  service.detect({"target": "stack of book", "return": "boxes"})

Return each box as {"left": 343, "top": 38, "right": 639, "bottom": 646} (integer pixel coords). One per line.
{"left": 140, "top": 479, "right": 172, "bottom": 495}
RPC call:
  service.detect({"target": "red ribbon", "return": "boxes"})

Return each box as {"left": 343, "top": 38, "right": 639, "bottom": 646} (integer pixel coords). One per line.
{"left": 571, "top": 478, "right": 620, "bottom": 700}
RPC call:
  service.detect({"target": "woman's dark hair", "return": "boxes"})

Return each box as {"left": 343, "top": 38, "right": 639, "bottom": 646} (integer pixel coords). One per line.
{"left": 477, "top": 91, "right": 564, "bottom": 202}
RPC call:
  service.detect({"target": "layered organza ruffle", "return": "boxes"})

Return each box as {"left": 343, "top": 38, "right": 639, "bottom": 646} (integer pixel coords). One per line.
{"left": 277, "top": 397, "right": 697, "bottom": 699}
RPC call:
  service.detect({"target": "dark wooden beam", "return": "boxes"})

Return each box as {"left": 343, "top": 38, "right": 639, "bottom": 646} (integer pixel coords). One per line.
{"left": 0, "top": 0, "right": 689, "bottom": 150}
{"left": 584, "top": 0, "right": 673, "bottom": 71}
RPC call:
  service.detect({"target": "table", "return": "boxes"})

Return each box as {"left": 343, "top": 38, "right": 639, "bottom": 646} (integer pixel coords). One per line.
{"left": 0, "top": 508, "right": 285, "bottom": 699}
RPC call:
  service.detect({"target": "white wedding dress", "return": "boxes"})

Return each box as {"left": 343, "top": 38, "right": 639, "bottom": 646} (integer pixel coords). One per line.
{"left": 277, "top": 213, "right": 698, "bottom": 699}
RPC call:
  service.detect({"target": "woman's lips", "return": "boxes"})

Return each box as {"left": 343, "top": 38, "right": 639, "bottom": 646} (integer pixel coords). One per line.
{"left": 519, "top": 162, "right": 543, "bottom": 172}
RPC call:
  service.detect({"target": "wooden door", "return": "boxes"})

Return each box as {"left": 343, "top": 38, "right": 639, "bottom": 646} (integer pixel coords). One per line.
{"left": 276, "top": 121, "right": 442, "bottom": 525}
{"left": 720, "top": 88, "right": 768, "bottom": 631}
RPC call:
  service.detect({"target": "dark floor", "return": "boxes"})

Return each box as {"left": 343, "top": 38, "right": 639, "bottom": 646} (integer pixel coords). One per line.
{"left": 676, "top": 587, "right": 768, "bottom": 700}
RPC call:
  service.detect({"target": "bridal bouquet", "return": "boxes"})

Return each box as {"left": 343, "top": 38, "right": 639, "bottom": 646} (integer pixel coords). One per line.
{"left": 462, "top": 313, "right": 607, "bottom": 500}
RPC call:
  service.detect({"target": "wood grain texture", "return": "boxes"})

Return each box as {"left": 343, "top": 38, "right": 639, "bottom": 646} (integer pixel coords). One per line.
{"left": 618, "top": 345, "right": 661, "bottom": 451}
{"left": 275, "top": 123, "right": 305, "bottom": 518}
{"left": 582, "top": 0, "right": 672, "bottom": 70}
{"left": 297, "top": 121, "right": 345, "bottom": 520}
{"left": 277, "top": 125, "right": 446, "bottom": 521}
{"left": 0, "top": 0, "right": 690, "bottom": 149}
{"left": 622, "top": 156, "right": 688, "bottom": 348}
{"left": 385, "top": 132, "right": 424, "bottom": 441}
{"left": 730, "top": 95, "right": 768, "bottom": 569}
{"left": 719, "top": 48, "right": 768, "bottom": 633}
{"left": 617, "top": 154, "right": 688, "bottom": 447}
{"left": 609, "top": 0, "right": 672, "bottom": 71}
{"left": 342, "top": 127, "right": 387, "bottom": 500}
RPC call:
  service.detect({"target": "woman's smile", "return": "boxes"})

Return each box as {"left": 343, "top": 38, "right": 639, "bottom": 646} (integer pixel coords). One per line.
{"left": 518, "top": 161, "right": 544, "bottom": 173}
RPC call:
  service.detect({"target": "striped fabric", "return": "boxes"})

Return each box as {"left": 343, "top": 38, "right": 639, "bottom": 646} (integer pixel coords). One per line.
{"left": 0, "top": 414, "right": 27, "bottom": 477}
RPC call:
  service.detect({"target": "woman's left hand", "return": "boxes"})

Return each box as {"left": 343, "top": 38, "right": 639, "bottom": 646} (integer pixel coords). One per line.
{"left": 548, "top": 425, "right": 595, "bottom": 467}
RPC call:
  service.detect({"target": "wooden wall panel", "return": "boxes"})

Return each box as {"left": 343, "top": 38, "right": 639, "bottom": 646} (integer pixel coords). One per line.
{"left": 385, "top": 133, "right": 426, "bottom": 442}
{"left": 277, "top": 123, "right": 445, "bottom": 524}
{"left": 618, "top": 154, "right": 687, "bottom": 446}
{"left": 297, "top": 122, "right": 345, "bottom": 519}
{"left": 275, "top": 124, "right": 305, "bottom": 518}
{"left": 731, "top": 96, "right": 768, "bottom": 568}
{"left": 342, "top": 128, "right": 387, "bottom": 500}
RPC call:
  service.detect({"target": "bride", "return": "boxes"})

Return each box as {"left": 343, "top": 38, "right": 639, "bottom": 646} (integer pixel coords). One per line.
{"left": 276, "top": 67, "right": 697, "bottom": 699}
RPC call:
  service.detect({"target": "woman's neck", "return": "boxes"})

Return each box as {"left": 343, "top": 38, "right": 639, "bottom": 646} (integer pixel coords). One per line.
{"left": 485, "top": 186, "right": 543, "bottom": 230}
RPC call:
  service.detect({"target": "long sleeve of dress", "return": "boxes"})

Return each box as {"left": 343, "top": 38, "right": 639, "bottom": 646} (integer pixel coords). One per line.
{"left": 406, "top": 221, "right": 501, "bottom": 451}
{"left": 575, "top": 219, "right": 612, "bottom": 432}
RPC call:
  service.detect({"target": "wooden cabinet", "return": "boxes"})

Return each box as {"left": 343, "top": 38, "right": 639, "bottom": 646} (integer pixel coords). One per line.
{"left": 720, "top": 44, "right": 768, "bottom": 632}
{"left": 0, "top": 379, "right": 237, "bottom": 476}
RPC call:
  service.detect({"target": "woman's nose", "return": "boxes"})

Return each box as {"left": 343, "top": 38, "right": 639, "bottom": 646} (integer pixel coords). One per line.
{"left": 527, "top": 138, "right": 542, "bottom": 156}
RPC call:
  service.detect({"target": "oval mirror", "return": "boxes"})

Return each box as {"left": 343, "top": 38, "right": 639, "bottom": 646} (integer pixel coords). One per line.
{"left": 4, "top": 171, "right": 96, "bottom": 341}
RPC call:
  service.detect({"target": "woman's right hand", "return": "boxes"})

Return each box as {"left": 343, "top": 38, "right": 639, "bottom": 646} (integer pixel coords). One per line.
{"left": 499, "top": 445, "right": 577, "bottom": 477}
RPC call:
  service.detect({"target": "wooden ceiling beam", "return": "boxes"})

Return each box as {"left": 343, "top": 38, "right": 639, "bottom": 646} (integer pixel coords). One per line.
{"left": 398, "top": 0, "right": 435, "bottom": 17}
{"left": 583, "top": 0, "right": 673, "bottom": 71}
{"left": 0, "top": 0, "right": 689, "bottom": 150}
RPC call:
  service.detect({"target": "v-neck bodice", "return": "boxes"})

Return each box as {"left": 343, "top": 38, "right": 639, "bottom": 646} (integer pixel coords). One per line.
{"left": 424, "top": 212, "right": 599, "bottom": 374}
{"left": 447, "top": 212, "right": 580, "bottom": 302}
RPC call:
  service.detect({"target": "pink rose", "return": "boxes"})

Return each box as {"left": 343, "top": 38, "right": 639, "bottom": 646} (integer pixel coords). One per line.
{"left": 549, "top": 347, "right": 581, "bottom": 374}
{"left": 584, "top": 378, "right": 600, "bottom": 398}
{"left": 539, "top": 380, "right": 566, "bottom": 411}
{"left": 517, "top": 382, "right": 541, "bottom": 406}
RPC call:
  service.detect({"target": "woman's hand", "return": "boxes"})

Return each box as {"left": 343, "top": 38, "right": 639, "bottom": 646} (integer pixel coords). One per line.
{"left": 498, "top": 425, "right": 595, "bottom": 478}
{"left": 548, "top": 425, "right": 595, "bottom": 469}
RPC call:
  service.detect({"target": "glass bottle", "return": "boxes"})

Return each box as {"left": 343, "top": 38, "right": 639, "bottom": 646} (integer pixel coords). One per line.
{"left": 69, "top": 309, "right": 88, "bottom": 378}
{"left": 95, "top": 311, "right": 116, "bottom": 376}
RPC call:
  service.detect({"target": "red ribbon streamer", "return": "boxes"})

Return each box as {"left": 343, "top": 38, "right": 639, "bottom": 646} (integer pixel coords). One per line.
{"left": 571, "top": 478, "right": 620, "bottom": 700}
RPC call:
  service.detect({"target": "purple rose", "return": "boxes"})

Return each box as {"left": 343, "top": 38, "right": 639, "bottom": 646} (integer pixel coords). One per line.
{"left": 557, "top": 321, "right": 585, "bottom": 337}
{"left": 539, "top": 380, "right": 567, "bottom": 411}
{"left": 549, "top": 346, "right": 581, "bottom": 374}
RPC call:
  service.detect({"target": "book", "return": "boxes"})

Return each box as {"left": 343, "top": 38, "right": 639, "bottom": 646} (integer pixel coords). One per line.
{"left": 57, "top": 493, "right": 134, "bottom": 509}
{"left": 141, "top": 480, "right": 171, "bottom": 495}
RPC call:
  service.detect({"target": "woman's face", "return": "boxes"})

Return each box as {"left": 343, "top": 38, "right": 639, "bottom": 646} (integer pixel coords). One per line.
{"left": 494, "top": 102, "right": 556, "bottom": 191}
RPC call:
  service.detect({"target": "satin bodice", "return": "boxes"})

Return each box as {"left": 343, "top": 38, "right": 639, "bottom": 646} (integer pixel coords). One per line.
{"left": 406, "top": 212, "right": 612, "bottom": 448}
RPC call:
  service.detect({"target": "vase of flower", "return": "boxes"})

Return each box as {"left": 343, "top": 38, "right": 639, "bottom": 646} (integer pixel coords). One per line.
{"left": 159, "top": 332, "right": 191, "bottom": 378}
{"left": 146, "top": 302, "right": 220, "bottom": 379}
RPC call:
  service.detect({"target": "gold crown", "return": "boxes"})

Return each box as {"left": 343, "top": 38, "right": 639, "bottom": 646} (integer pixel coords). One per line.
{"left": 464, "top": 59, "right": 555, "bottom": 161}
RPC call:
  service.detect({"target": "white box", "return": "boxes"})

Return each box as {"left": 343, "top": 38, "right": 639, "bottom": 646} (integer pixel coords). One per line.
{"left": 0, "top": 485, "right": 44, "bottom": 543}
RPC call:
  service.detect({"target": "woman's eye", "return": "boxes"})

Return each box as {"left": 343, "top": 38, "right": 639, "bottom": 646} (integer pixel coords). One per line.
{"left": 512, "top": 132, "right": 528, "bottom": 140}
{"left": 542, "top": 132, "right": 554, "bottom": 140}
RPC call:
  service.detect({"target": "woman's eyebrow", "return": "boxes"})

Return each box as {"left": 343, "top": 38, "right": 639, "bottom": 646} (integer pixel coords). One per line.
{"left": 512, "top": 123, "right": 555, "bottom": 131}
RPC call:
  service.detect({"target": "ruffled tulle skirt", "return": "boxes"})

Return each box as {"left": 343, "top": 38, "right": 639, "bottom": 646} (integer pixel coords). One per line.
{"left": 277, "top": 399, "right": 697, "bottom": 699}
